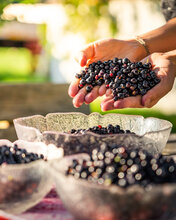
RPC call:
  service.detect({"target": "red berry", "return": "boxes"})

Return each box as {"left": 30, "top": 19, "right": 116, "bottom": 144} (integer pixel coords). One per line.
{"left": 106, "top": 84, "right": 109, "bottom": 88}
{"left": 98, "top": 125, "right": 102, "bottom": 129}
{"left": 109, "top": 73, "right": 113, "bottom": 77}
{"left": 79, "top": 84, "right": 84, "bottom": 88}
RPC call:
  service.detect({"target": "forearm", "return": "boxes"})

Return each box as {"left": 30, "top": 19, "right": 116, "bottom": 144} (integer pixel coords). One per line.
{"left": 139, "top": 18, "right": 176, "bottom": 54}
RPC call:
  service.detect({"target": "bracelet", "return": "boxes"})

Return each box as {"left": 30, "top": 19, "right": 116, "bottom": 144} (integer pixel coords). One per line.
{"left": 135, "top": 36, "right": 150, "bottom": 56}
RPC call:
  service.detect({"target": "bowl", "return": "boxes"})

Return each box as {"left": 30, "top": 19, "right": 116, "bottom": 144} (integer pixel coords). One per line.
{"left": 14, "top": 112, "right": 172, "bottom": 155}
{"left": 0, "top": 210, "right": 23, "bottom": 220}
{"left": 50, "top": 154, "right": 176, "bottom": 220}
{"left": 0, "top": 139, "right": 63, "bottom": 214}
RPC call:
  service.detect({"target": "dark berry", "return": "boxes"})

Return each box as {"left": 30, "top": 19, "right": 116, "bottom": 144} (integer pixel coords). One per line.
{"left": 0, "top": 145, "right": 45, "bottom": 165}
{"left": 122, "top": 58, "right": 130, "bottom": 64}
{"left": 75, "top": 57, "right": 160, "bottom": 100}
{"left": 86, "top": 85, "right": 93, "bottom": 93}
{"left": 113, "top": 57, "right": 118, "bottom": 63}
{"left": 131, "top": 78, "right": 137, "bottom": 84}
{"left": 79, "top": 79, "right": 86, "bottom": 85}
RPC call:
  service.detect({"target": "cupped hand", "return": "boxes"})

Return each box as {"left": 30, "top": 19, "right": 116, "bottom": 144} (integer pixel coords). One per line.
{"left": 68, "top": 38, "right": 146, "bottom": 108}
{"left": 101, "top": 52, "right": 176, "bottom": 111}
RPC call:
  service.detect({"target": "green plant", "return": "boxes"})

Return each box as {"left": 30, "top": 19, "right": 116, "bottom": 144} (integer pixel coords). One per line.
{"left": 60, "top": 0, "right": 118, "bottom": 42}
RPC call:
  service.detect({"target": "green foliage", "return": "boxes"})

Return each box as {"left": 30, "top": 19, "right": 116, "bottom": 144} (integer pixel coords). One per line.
{"left": 0, "top": 47, "right": 32, "bottom": 75}
{"left": 60, "top": 0, "right": 118, "bottom": 42}
{"left": 0, "top": 47, "right": 48, "bottom": 83}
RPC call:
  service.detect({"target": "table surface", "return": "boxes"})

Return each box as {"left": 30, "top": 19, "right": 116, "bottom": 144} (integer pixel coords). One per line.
{"left": 18, "top": 189, "right": 73, "bottom": 220}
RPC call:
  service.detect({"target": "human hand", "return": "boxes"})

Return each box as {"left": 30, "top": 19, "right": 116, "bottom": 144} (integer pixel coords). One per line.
{"left": 101, "top": 52, "right": 176, "bottom": 111}
{"left": 68, "top": 38, "right": 146, "bottom": 108}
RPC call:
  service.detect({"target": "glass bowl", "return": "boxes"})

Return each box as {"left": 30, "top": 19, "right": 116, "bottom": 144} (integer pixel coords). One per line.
{"left": 50, "top": 154, "right": 176, "bottom": 220}
{"left": 0, "top": 139, "right": 63, "bottom": 215}
{"left": 14, "top": 112, "right": 172, "bottom": 155}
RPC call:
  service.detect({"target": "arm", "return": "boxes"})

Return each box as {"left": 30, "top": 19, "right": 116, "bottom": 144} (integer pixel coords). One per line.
{"left": 138, "top": 18, "right": 176, "bottom": 55}
{"left": 69, "top": 18, "right": 176, "bottom": 109}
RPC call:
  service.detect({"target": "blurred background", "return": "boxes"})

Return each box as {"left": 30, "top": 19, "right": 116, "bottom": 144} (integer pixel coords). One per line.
{"left": 0, "top": 0, "right": 175, "bottom": 140}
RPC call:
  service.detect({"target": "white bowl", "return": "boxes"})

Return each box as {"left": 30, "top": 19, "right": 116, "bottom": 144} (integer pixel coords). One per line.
{"left": 51, "top": 153, "right": 176, "bottom": 220}
{"left": 14, "top": 112, "right": 172, "bottom": 155}
{"left": 0, "top": 139, "right": 63, "bottom": 214}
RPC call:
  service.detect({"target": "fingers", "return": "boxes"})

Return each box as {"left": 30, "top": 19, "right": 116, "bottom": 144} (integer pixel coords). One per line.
{"left": 69, "top": 79, "right": 106, "bottom": 107}
{"left": 72, "top": 87, "right": 87, "bottom": 108}
{"left": 68, "top": 79, "right": 80, "bottom": 98}
{"left": 99, "top": 84, "right": 107, "bottom": 96}
{"left": 84, "top": 84, "right": 106, "bottom": 104}
{"left": 84, "top": 86, "right": 99, "bottom": 104}
{"left": 75, "top": 52, "right": 87, "bottom": 67}
{"left": 106, "top": 88, "right": 112, "bottom": 96}
{"left": 142, "top": 77, "right": 172, "bottom": 108}
{"left": 71, "top": 83, "right": 107, "bottom": 107}
{"left": 114, "top": 96, "right": 143, "bottom": 108}
{"left": 75, "top": 43, "right": 95, "bottom": 67}
{"left": 101, "top": 95, "right": 115, "bottom": 111}
{"left": 101, "top": 95, "right": 143, "bottom": 111}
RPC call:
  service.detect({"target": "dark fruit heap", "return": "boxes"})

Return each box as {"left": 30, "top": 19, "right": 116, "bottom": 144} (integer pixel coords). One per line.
{"left": 0, "top": 144, "right": 45, "bottom": 165}
{"left": 76, "top": 58, "right": 160, "bottom": 101}
{"left": 66, "top": 144, "right": 176, "bottom": 188}
{"left": 69, "top": 124, "right": 135, "bottom": 135}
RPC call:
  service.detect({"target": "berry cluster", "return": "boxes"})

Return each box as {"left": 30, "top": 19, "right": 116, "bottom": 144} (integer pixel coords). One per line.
{"left": 0, "top": 145, "right": 44, "bottom": 165}
{"left": 76, "top": 58, "right": 160, "bottom": 101}
{"left": 69, "top": 124, "right": 134, "bottom": 135}
{"left": 66, "top": 144, "right": 176, "bottom": 188}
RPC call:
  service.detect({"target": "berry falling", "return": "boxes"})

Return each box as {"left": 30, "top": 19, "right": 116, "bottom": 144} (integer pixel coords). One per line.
{"left": 66, "top": 144, "right": 176, "bottom": 188}
{"left": 69, "top": 124, "right": 134, "bottom": 135}
{"left": 0, "top": 144, "right": 45, "bottom": 165}
{"left": 75, "top": 58, "right": 160, "bottom": 101}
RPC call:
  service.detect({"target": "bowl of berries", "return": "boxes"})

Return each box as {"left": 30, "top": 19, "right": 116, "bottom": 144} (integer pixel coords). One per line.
{"left": 14, "top": 112, "right": 172, "bottom": 156}
{"left": 0, "top": 139, "right": 63, "bottom": 214}
{"left": 51, "top": 143, "right": 176, "bottom": 220}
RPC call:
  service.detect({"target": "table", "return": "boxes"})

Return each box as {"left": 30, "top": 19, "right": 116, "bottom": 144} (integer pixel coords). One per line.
{"left": 18, "top": 189, "right": 73, "bottom": 220}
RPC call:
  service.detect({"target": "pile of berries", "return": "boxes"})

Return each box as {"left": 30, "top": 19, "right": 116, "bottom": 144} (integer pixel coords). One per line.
{"left": 0, "top": 144, "right": 45, "bottom": 165}
{"left": 66, "top": 143, "right": 176, "bottom": 188}
{"left": 76, "top": 58, "right": 160, "bottom": 101}
{"left": 69, "top": 124, "right": 135, "bottom": 135}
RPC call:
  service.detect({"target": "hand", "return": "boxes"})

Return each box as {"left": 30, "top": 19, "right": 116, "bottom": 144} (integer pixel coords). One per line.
{"left": 101, "top": 52, "right": 176, "bottom": 111}
{"left": 68, "top": 38, "right": 146, "bottom": 108}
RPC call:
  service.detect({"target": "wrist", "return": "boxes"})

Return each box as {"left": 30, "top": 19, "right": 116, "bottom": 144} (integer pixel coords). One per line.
{"left": 134, "top": 36, "right": 150, "bottom": 56}
{"left": 127, "top": 38, "right": 148, "bottom": 61}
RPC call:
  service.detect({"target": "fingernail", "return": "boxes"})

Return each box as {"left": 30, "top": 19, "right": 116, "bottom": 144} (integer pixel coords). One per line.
{"left": 79, "top": 53, "right": 87, "bottom": 67}
{"left": 100, "top": 104, "right": 105, "bottom": 112}
{"left": 73, "top": 100, "right": 78, "bottom": 108}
